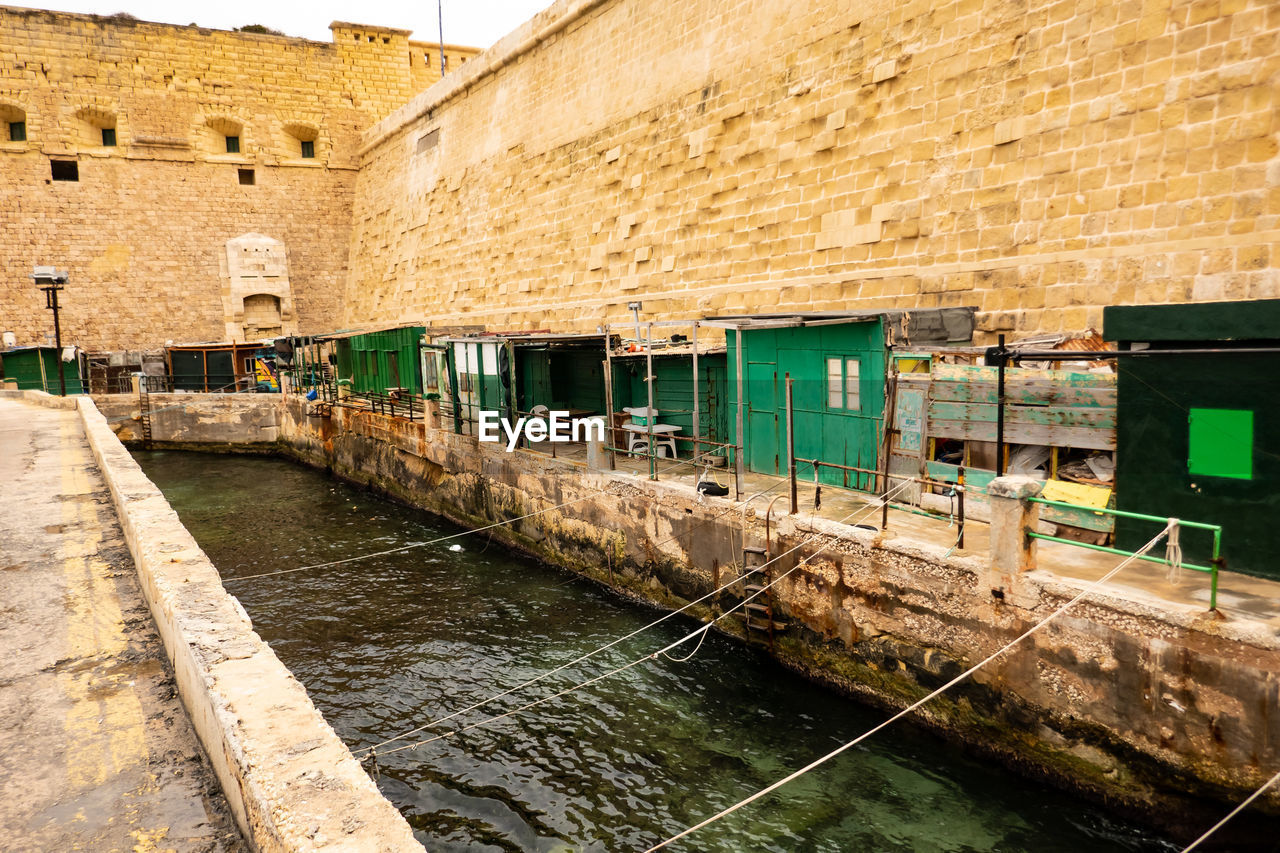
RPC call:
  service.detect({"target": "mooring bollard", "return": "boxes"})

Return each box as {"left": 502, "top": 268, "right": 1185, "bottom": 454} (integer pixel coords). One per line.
{"left": 986, "top": 475, "right": 1044, "bottom": 591}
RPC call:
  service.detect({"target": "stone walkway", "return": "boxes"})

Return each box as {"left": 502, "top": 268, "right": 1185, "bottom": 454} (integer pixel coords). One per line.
{"left": 0, "top": 399, "right": 244, "bottom": 852}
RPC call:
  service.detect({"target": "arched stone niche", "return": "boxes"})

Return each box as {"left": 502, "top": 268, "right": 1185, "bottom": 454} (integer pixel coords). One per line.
{"left": 219, "top": 233, "right": 297, "bottom": 342}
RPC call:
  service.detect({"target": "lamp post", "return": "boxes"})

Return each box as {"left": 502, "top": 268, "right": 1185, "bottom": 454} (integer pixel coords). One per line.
{"left": 31, "top": 266, "right": 68, "bottom": 397}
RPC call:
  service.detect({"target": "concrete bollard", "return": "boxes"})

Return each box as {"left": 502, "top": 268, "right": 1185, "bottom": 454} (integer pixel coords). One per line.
{"left": 986, "top": 475, "right": 1044, "bottom": 589}
{"left": 586, "top": 433, "right": 609, "bottom": 470}
{"left": 424, "top": 398, "right": 441, "bottom": 430}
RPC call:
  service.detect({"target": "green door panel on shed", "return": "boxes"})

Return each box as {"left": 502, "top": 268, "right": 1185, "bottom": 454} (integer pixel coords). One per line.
{"left": 1105, "top": 298, "right": 1279, "bottom": 580}
{"left": 1187, "top": 408, "right": 1253, "bottom": 480}
{"left": 347, "top": 327, "right": 425, "bottom": 394}
{"left": 729, "top": 320, "right": 885, "bottom": 487}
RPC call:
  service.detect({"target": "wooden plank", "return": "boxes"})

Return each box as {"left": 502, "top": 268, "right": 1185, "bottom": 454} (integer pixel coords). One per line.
{"left": 931, "top": 363, "right": 1115, "bottom": 386}
{"left": 928, "top": 380, "right": 1116, "bottom": 408}
{"left": 929, "top": 401, "right": 1116, "bottom": 429}
{"left": 926, "top": 461, "right": 996, "bottom": 490}
{"left": 1041, "top": 504, "right": 1115, "bottom": 532}
{"left": 926, "top": 419, "right": 1115, "bottom": 449}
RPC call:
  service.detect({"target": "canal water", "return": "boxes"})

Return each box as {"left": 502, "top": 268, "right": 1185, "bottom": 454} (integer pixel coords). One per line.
{"left": 136, "top": 451, "right": 1175, "bottom": 853}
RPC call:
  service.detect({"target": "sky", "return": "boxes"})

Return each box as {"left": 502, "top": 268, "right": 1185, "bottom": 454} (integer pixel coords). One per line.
{"left": 13, "top": 0, "right": 554, "bottom": 49}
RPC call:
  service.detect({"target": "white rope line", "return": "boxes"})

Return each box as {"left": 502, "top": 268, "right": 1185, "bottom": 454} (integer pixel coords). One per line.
{"left": 348, "top": 473, "right": 792, "bottom": 756}
{"left": 1181, "top": 768, "right": 1280, "bottom": 852}
{"left": 356, "top": 481, "right": 912, "bottom": 760}
{"left": 661, "top": 623, "right": 711, "bottom": 663}
{"left": 222, "top": 491, "right": 608, "bottom": 583}
{"left": 643, "top": 522, "right": 1176, "bottom": 852}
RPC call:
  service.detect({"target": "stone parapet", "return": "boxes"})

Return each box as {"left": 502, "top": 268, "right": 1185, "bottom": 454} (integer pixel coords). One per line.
{"left": 75, "top": 393, "right": 421, "bottom": 852}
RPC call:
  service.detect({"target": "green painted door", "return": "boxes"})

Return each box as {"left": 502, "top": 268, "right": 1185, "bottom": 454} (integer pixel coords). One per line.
{"left": 732, "top": 322, "right": 885, "bottom": 488}
{"left": 745, "top": 330, "right": 780, "bottom": 474}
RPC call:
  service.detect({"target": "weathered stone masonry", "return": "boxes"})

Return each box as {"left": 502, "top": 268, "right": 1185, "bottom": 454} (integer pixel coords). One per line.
{"left": 0, "top": 7, "right": 476, "bottom": 350}
{"left": 348, "top": 0, "right": 1280, "bottom": 340}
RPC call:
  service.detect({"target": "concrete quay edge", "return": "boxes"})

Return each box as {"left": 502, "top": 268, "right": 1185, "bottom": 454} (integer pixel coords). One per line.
{"left": 15, "top": 390, "right": 423, "bottom": 852}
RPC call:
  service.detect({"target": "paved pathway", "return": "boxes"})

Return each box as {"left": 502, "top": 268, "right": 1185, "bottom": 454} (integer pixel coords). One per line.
{"left": 0, "top": 399, "right": 244, "bottom": 852}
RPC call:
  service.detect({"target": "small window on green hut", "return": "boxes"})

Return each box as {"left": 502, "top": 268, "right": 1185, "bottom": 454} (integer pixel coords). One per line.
{"left": 387, "top": 352, "right": 400, "bottom": 387}
{"left": 1188, "top": 408, "right": 1253, "bottom": 480}
{"left": 827, "top": 358, "right": 842, "bottom": 408}
{"left": 826, "top": 357, "right": 861, "bottom": 411}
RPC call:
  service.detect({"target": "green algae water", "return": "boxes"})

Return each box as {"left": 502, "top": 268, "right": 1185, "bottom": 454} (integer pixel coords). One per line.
{"left": 136, "top": 451, "right": 1175, "bottom": 853}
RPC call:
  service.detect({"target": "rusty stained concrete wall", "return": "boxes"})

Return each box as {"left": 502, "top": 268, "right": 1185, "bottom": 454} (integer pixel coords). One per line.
{"left": 93, "top": 392, "right": 281, "bottom": 447}
{"left": 272, "top": 394, "right": 1279, "bottom": 847}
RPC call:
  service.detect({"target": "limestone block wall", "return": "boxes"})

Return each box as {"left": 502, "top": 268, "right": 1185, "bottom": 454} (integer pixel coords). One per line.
{"left": 0, "top": 7, "right": 426, "bottom": 350}
{"left": 347, "top": 0, "right": 1280, "bottom": 340}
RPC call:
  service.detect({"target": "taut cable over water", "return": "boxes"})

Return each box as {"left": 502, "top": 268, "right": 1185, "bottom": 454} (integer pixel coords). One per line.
{"left": 139, "top": 451, "right": 1187, "bottom": 850}
{"left": 1181, "top": 770, "right": 1280, "bottom": 852}
{"left": 645, "top": 523, "right": 1178, "bottom": 851}
{"left": 355, "top": 480, "right": 914, "bottom": 761}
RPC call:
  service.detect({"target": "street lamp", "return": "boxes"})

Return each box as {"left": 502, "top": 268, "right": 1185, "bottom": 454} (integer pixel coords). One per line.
{"left": 31, "top": 266, "right": 68, "bottom": 396}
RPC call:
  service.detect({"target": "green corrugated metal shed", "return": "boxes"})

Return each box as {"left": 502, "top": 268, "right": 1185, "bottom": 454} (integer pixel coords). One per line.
{"left": 1104, "top": 299, "right": 1280, "bottom": 580}
{"left": 727, "top": 320, "right": 886, "bottom": 488}
{"left": 721, "top": 308, "right": 977, "bottom": 489}
{"left": 720, "top": 308, "right": 976, "bottom": 489}
{"left": 0, "top": 347, "right": 84, "bottom": 393}
{"left": 336, "top": 326, "right": 426, "bottom": 394}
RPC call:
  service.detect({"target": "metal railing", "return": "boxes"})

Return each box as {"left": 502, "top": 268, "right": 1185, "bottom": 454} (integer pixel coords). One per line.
{"left": 139, "top": 373, "right": 261, "bottom": 394}
{"left": 1027, "top": 498, "right": 1224, "bottom": 610}
{"left": 285, "top": 375, "right": 427, "bottom": 422}
{"left": 795, "top": 456, "right": 982, "bottom": 545}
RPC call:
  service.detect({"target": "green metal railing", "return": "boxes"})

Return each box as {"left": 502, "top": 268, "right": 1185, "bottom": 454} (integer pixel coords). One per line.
{"left": 1027, "top": 498, "right": 1223, "bottom": 610}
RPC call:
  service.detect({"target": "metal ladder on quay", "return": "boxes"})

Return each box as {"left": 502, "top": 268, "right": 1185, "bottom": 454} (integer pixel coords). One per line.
{"left": 741, "top": 545, "right": 787, "bottom": 649}
{"left": 137, "top": 376, "right": 154, "bottom": 449}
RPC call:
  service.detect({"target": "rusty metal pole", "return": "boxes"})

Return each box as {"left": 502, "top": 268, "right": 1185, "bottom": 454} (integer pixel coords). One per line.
{"left": 602, "top": 324, "right": 616, "bottom": 470}
{"left": 786, "top": 373, "right": 796, "bottom": 514}
{"left": 957, "top": 465, "right": 966, "bottom": 550}
{"left": 734, "top": 327, "right": 744, "bottom": 500}
{"left": 691, "top": 322, "right": 700, "bottom": 464}
{"left": 879, "top": 372, "right": 899, "bottom": 531}
{"left": 996, "top": 333, "right": 1007, "bottom": 476}
{"left": 646, "top": 322, "right": 656, "bottom": 481}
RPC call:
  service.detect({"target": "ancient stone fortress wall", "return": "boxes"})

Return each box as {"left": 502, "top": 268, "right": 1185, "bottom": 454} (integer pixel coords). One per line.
{"left": 0, "top": 7, "right": 424, "bottom": 350}
{"left": 348, "top": 0, "right": 1280, "bottom": 340}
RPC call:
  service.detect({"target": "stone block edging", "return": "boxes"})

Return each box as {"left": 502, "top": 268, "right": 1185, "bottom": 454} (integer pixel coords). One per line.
{"left": 74, "top": 395, "right": 421, "bottom": 852}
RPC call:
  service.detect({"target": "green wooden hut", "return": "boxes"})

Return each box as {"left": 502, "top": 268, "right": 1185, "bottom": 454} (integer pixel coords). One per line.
{"left": 610, "top": 346, "right": 731, "bottom": 457}
{"left": 166, "top": 341, "right": 264, "bottom": 391}
{"left": 716, "top": 309, "right": 976, "bottom": 488}
{"left": 1104, "top": 299, "right": 1280, "bottom": 580}
{"left": 436, "top": 333, "right": 616, "bottom": 433}
{"left": 0, "top": 346, "right": 85, "bottom": 393}
{"left": 333, "top": 326, "right": 426, "bottom": 394}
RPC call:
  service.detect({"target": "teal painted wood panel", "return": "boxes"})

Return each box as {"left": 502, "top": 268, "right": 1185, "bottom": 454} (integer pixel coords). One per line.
{"left": 930, "top": 401, "right": 1116, "bottom": 429}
